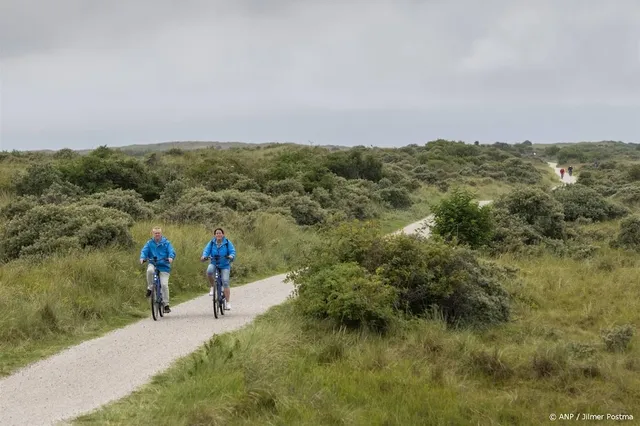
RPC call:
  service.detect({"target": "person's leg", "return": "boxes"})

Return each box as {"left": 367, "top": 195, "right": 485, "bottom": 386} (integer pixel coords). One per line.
{"left": 160, "top": 272, "right": 170, "bottom": 309}
{"left": 206, "top": 264, "right": 215, "bottom": 296}
{"left": 145, "top": 264, "right": 154, "bottom": 297}
{"left": 221, "top": 268, "right": 231, "bottom": 309}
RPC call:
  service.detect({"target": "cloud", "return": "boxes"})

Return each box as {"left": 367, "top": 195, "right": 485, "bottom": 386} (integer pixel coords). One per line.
{"left": 1, "top": 0, "right": 639, "bottom": 150}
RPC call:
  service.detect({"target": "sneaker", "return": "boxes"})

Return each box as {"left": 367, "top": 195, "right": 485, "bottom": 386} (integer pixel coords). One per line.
{"left": 209, "top": 288, "right": 214, "bottom": 296}
{"left": 146, "top": 289, "right": 152, "bottom": 298}
{"left": 225, "top": 302, "right": 231, "bottom": 310}
{"left": 164, "top": 305, "right": 171, "bottom": 313}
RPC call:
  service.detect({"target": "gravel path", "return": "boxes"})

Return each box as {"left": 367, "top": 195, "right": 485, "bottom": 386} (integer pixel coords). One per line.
{"left": 0, "top": 163, "right": 564, "bottom": 426}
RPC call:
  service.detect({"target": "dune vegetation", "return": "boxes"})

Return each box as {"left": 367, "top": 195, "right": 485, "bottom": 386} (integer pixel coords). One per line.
{"left": 2, "top": 140, "right": 638, "bottom": 424}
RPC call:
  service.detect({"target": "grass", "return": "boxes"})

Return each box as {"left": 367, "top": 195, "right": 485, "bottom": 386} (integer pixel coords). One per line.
{"left": 75, "top": 247, "right": 639, "bottom": 425}
{"left": 0, "top": 213, "right": 319, "bottom": 377}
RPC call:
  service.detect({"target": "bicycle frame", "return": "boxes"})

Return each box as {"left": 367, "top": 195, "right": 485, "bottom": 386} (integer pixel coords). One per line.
{"left": 145, "top": 257, "right": 164, "bottom": 320}
{"left": 203, "top": 255, "right": 228, "bottom": 318}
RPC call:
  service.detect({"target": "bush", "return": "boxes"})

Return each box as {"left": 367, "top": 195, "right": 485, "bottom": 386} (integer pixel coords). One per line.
{"left": 275, "top": 193, "right": 326, "bottom": 226}
{"left": 163, "top": 186, "right": 231, "bottom": 224}
{"left": 553, "top": 184, "right": 629, "bottom": 222}
{"left": 612, "top": 215, "right": 640, "bottom": 251}
{"left": 289, "top": 221, "right": 511, "bottom": 330}
{"left": 265, "top": 179, "right": 305, "bottom": 196}
{"left": 14, "top": 163, "right": 63, "bottom": 196}
{"left": 369, "top": 234, "right": 511, "bottom": 328}
{"left": 79, "top": 189, "right": 154, "bottom": 220}
{"left": 377, "top": 186, "right": 413, "bottom": 209}
{"left": 431, "top": 188, "right": 494, "bottom": 248}
{"left": 0, "top": 204, "right": 134, "bottom": 262}
{"left": 292, "top": 262, "right": 396, "bottom": 332}
{"left": 492, "top": 186, "right": 565, "bottom": 240}
{"left": 601, "top": 324, "right": 634, "bottom": 352}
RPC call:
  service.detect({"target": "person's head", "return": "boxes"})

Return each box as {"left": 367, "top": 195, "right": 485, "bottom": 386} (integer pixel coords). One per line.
{"left": 152, "top": 227, "right": 162, "bottom": 242}
{"left": 214, "top": 228, "right": 225, "bottom": 241}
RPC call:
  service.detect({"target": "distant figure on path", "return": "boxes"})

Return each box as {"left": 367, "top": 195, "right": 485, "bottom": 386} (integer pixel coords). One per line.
{"left": 568, "top": 166, "right": 573, "bottom": 177}
{"left": 560, "top": 168, "right": 565, "bottom": 179}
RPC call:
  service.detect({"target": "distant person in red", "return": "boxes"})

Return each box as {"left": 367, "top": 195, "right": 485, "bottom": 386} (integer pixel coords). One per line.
{"left": 560, "top": 168, "right": 565, "bottom": 179}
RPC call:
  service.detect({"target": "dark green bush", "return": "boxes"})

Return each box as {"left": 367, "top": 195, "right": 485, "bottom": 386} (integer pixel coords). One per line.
{"left": 265, "top": 179, "right": 305, "bottom": 196}
{"left": 162, "top": 186, "right": 232, "bottom": 224}
{"left": 292, "top": 262, "right": 396, "bottom": 332}
{"left": 553, "top": 184, "right": 629, "bottom": 222}
{"left": 79, "top": 189, "right": 154, "bottom": 220}
{"left": 377, "top": 186, "right": 413, "bottom": 209}
{"left": 289, "top": 221, "right": 511, "bottom": 330}
{"left": 431, "top": 188, "right": 494, "bottom": 248}
{"left": 275, "top": 193, "right": 326, "bottom": 226}
{"left": 612, "top": 215, "right": 640, "bottom": 251}
{"left": 0, "top": 204, "right": 134, "bottom": 262}
{"left": 14, "top": 163, "right": 63, "bottom": 196}
{"left": 492, "top": 186, "right": 565, "bottom": 240}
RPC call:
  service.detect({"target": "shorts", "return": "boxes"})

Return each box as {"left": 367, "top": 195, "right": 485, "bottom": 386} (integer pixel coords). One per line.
{"left": 207, "top": 264, "right": 230, "bottom": 288}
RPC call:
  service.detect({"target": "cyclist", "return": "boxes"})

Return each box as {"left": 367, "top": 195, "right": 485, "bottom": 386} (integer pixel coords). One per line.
{"left": 568, "top": 166, "right": 573, "bottom": 177}
{"left": 139, "top": 227, "right": 176, "bottom": 313}
{"left": 560, "top": 168, "right": 565, "bottom": 179}
{"left": 201, "top": 228, "right": 236, "bottom": 310}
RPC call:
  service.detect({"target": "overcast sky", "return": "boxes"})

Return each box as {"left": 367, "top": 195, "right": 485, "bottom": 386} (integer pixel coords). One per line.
{"left": 1, "top": 0, "right": 639, "bottom": 151}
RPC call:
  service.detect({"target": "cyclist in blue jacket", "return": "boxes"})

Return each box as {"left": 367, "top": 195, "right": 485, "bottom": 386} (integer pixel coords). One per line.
{"left": 201, "top": 228, "right": 236, "bottom": 310}
{"left": 139, "top": 227, "right": 176, "bottom": 312}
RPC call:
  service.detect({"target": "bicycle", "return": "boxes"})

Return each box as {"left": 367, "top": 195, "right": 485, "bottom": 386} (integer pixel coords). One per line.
{"left": 143, "top": 256, "right": 168, "bottom": 321}
{"left": 202, "top": 255, "right": 232, "bottom": 318}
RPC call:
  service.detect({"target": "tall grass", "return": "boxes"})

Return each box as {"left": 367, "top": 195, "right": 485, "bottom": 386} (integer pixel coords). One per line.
{"left": 0, "top": 212, "right": 319, "bottom": 376}
{"left": 75, "top": 246, "right": 640, "bottom": 425}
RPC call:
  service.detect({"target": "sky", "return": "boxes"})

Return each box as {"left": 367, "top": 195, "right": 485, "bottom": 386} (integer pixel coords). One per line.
{"left": 1, "top": 0, "right": 639, "bottom": 151}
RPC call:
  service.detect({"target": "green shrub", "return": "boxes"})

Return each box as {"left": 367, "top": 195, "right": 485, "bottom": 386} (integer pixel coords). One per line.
{"left": 292, "top": 262, "right": 396, "bottom": 332}
{"left": 218, "top": 189, "right": 271, "bottom": 212}
{"left": 39, "top": 181, "right": 85, "bottom": 204}
{"left": 431, "top": 188, "right": 493, "bottom": 248}
{"left": 553, "top": 184, "right": 629, "bottom": 222}
{"left": 492, "top": 186, "right": 565, "bottom": 240}
{"left": 612, "top": 215, "right": 640, "bottom": 251}
{"left": 265, "top": 179, "right": 305, "bottom": 196}
{"left": 601, "top": 324, "right": 634, "bottom": 352}
{"left": 611, "top": 183, "right": 640, "bottom": 207}
{"left": 275, "top": 193, "right": 326, "bottom": 226}
{"left": 1, "top": 196, "right": 39, "bottom": 220}
{"left": 163, "top": 187, "right": 231, "bottom": 224}
{"left": 79, "top": 189, "right": 154, "bottom": 220}
{"left": 377, "top": 186, "right": 413, "bottom": 209}
{"left": 289, "top": 221, "right": 511, "bottom": 329}
{"left": 0, "top": 204, "right": 134, "bottom": 262}
{"left": 14, "top": 163, "right": 63, "bottom": 196}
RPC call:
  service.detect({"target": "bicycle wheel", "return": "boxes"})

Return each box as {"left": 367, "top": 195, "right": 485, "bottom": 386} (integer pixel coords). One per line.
{"left": 212, "top": 286, "right": 219, "bottom": 318}
{"left": 151, "top": 286, "right": 158, "bottom": 321}
{"left": 217, "top": 277, "right": 225, "bottom": 316}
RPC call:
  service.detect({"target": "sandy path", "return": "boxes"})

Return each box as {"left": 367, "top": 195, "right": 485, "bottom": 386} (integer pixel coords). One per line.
{"left": 548, "top": 161, "right": 577, "bottom": 185}
{"left": 0, "top": 162, "right": 562, "bottom": 426}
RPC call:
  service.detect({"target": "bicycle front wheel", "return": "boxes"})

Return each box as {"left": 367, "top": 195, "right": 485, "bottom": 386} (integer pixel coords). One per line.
{"left": 151, "top": 287, "right": 159, "bottom": 321}
{"left": 212, "top": 288, "right": 219, "bottom": 318}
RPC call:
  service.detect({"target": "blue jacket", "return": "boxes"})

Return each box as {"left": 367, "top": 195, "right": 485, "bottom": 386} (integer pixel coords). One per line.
{"left": 202, "top": 237, "right": 236, "bottom": 269}
{"left": 140, "top": 237, "right": 176, "bottom": 273}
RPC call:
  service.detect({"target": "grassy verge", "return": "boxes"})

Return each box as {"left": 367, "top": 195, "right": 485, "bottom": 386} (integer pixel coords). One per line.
{"left": 75, "top": 246, "right": 639, "bottom": 425}
{"left": 0, "top": 213, "right": 318, "bottom": 377}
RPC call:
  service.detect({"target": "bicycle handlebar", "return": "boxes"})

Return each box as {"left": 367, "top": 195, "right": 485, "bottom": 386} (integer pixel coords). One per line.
{"left": 201, "top": 255, "right": 234, "bottom": 262}
{"left": 142, "top": 257, "right": 171, "bottom": 264}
